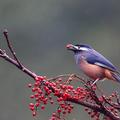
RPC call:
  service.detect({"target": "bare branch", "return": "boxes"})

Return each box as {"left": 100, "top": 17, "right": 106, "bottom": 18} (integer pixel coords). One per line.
{"left": 0, "top": 49, "right": 37, "bottom": 79}
{"left": 3, "top": 29, "right": 23, "bottom": 69}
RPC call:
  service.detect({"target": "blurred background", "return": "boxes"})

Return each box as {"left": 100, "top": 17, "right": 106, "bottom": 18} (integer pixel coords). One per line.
{"left": 0, "top": 0, "right": 120, "bottom": 120}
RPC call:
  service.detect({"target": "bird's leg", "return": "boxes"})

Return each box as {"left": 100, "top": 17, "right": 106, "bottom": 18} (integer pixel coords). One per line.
{"left": 100, "top": 78, "right": 105, "bottom": 82}
{"left": 91, "top": 78, "right": 99, "bottom": 86}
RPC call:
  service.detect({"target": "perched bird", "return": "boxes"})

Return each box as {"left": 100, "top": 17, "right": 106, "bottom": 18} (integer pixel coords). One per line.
{"left": 66, "top": 44, "right": 120, "bottom": 85}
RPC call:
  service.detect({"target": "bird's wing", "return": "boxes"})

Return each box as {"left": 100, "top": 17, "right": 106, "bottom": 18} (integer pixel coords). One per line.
{"left": 86, "top": 50, "right": 117, "bottom": 72}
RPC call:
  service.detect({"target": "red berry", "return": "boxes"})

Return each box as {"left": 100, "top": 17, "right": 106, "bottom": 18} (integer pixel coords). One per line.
{"left": 52, "top": 112, "right": 56, "bottom": 117}
{"left": 30, "top": 95, "right": 34, "bottom": 99}
{"left": 62, "top": 110, "right": 66, "bottom": 114}
{"left": 32, "top": 87, "right": 36, "bottom": 92}
{"left": 28, "top": 83, "right": 32, "bottom": 88}
{"left": 29, "top": 103, "right": 34, "bottom": 107}
{"left": 34, "top": 93, "right": 39, "bottom": 98}
{"left": 57, "top": 109, "right": 61, "bottom": 113}
{"left": 35, "top": 102, "right": 40, "bottom": 107}
{"left": 35, "top": 76, "right": 44, "bottom": 81}
{"left": 30, "top": 107, "right": 34, "bottom": 111}
{"left": 41, "top": 105, "right": 45, "bottom": 110}
{"left": 32, "top": 111, "right": 36, "bottom": 116}
{"left": 50, "top": 100, "right": 54, "bottom": 104}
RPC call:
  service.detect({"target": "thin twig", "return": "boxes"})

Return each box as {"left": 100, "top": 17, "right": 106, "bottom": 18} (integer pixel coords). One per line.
{"left": 3, "top": 29, "right": 23, "bottom": 69}
{"left": 47, "top": 74, "right": 73, "bottom": 81}
{"left": 0, "top": 49, "right": 37, "bottom": 79}
{"left": 102, "top": 96, "right": 120, "bottom": 110}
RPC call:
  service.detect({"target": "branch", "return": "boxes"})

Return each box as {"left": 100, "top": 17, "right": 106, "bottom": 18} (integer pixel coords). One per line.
{"left": 67, "top": 97, "right": 120, "bottom": 120}
{"left": 3, "top": 29, "right": 23, "bottom": 69}
{"left": 0, "top": 51, "right": 37, "bottom": 79}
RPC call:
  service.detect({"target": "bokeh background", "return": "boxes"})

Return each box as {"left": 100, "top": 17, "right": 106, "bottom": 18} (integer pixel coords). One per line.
{"left": 0, "top": 0, "right": 120, "bottom": 120}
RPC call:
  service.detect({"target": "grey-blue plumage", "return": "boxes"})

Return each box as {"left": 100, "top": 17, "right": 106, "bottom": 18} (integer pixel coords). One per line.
{"left": 67, "top": 44, "right": 120, "bottom": 83}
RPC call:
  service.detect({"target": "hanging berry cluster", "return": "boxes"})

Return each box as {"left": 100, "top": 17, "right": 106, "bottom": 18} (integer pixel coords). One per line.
{"left": 28, "top": 75, "right": 89, "bottom": 119}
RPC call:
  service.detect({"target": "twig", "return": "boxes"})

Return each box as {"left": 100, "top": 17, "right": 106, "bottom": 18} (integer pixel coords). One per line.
{"left": 102, "top": 96, "right": 120, "bottom": 110}
{"left": 0, "top": 49, "right": 37, "bottom": 79}
{"left": 47, "top": 74, "right": 73, "bottom": 81}
{"left": 3, "top": 29, "right": 23, "bottom": 69}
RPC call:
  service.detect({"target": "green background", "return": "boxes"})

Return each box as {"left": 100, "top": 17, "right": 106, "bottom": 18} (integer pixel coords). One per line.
{"left": 0, "top": 0, "right": 120, "bottom": 120}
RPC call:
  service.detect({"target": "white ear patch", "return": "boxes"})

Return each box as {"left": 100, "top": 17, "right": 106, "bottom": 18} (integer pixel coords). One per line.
{"left": 79, "top": 47, "right": 89, "bottom": 51}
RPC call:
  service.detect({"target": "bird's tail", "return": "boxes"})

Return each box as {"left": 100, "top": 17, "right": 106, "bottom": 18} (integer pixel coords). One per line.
{"left": 112, "top": 72, "right": 120, "bottom": 83}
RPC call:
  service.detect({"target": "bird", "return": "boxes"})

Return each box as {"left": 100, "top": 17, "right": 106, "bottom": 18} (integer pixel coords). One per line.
{"left": 66, "top": 43, "right": 120, "bottom": 85}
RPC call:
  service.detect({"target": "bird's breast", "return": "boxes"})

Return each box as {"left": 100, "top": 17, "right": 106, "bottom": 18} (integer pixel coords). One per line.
{"left": 79, "top": 59, "right": 105, "bottom": 80}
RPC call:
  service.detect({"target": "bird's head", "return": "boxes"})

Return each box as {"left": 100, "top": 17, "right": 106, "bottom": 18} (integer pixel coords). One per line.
{"left": 66, "top": 44, "right": 92, "bottom": 54}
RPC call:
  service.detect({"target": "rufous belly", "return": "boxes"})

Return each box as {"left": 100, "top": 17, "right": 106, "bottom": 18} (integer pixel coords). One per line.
{"left": 79, "top": 60, "right": 106, "bottom": 80}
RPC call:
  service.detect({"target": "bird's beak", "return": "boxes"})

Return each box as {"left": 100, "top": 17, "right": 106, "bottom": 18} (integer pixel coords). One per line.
{"left": 66, "top": 44, "right": 77, "bottom": 51}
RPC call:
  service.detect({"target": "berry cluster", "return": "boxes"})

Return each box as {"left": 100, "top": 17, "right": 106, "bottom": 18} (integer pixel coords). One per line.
{"left": 28, "top": 75, "right": 88, "bottom": 119}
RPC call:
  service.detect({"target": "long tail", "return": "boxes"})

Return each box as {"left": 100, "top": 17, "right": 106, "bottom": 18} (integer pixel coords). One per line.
{"left": 112, "top": 72, "right": 120, "bottom": 83}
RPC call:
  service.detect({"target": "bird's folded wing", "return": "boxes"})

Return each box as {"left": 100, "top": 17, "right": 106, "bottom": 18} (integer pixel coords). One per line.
{"left": 86, "top": 50, "right": 118, "bottom": 72}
